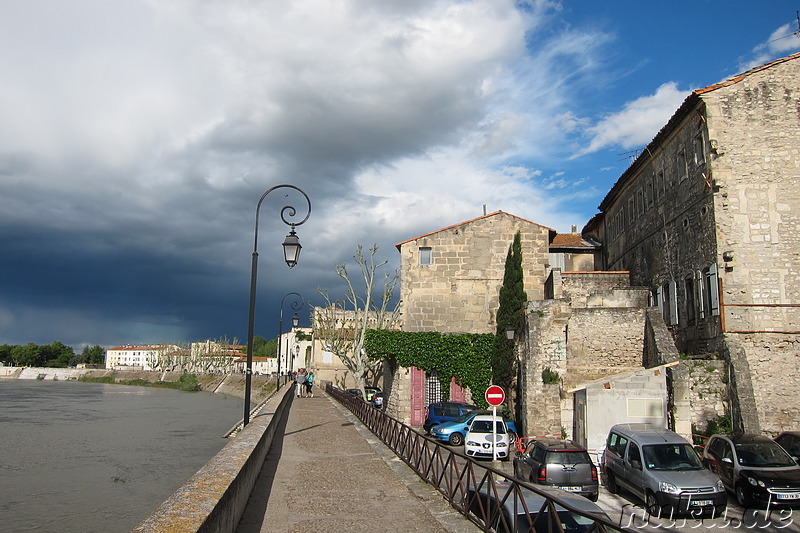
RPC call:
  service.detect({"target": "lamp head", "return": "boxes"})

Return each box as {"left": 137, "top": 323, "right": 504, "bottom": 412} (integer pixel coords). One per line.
{"left": 282, "top": 227, "right": 302, "bottom": 268}
{"left": 292, "top": 313, "right": 300, "bottom": 328}
{"left": 505, "top": 325, "right": 515, "bottom": 340}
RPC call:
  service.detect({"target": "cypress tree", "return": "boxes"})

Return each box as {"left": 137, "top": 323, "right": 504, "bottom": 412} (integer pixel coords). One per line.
{"left": 492, "top": 231, "right": 527, "bottom": 408}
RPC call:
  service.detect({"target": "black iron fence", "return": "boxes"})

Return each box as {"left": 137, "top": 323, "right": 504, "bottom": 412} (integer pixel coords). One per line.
{"left": 326, "top": 383, "right": 630, "bottom": 533}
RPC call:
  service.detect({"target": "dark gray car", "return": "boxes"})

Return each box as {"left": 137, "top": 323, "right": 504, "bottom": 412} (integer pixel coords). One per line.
{"left": 513, "top": 437, "right": 599, "bottom": 501}
{"left": 704, "top": 433, "right": 800, "bottom": 507}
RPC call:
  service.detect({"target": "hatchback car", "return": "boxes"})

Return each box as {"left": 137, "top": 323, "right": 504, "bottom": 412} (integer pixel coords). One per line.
{"left": 430, "top": 410, "right": 518, "bottom": 446}
{"left": 774, "top": 431, "right": 800, "bottom": 460}
{"left": 704, "top": 433, "right": 800, "bottom": 507}
{"left": 466, "top": 481, "right": 620, "bottom": 533}
{"left": 513, "top": 437, "right": 599, "bottom": 501}
{"left": 464, "top": 414, "right": 512, "bottom": 461}
{"left": 423, "top": 401, "right": 477, "bottom": 433}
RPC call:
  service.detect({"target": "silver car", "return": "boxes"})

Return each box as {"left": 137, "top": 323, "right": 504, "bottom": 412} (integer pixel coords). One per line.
{"left": 603, "top": 424, "right": 726, "bottom": 517}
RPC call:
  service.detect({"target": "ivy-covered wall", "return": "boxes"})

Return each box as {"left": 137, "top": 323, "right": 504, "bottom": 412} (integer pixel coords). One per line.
{"left": 364, "top": 329, "right": 494, "bottom": 409}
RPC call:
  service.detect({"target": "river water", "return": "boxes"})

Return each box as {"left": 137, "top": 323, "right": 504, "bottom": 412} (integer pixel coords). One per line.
{"left": 0, "top": 379, "right": 244, "bottom": 533}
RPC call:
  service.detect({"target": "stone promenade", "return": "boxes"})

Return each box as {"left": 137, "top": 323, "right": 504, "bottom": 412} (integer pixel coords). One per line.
{"left": 235, "top": 389, "right": 477, "bottom": 533}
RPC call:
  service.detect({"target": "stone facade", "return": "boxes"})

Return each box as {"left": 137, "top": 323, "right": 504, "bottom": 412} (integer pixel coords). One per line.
{"left": 584, "top": 52, "right": 800, "bottom": 435}
{"left": 520, "top": 276, "right": 653, "bottom": 438}
{"left": 396, "top": 211, "right": 554, "bottom": 334}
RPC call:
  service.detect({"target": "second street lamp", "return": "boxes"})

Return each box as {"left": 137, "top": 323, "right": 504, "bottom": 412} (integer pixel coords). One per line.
{"left": 244, "top": 184, "right": 311, "bottom": 427}
{"left": 277, "top": 292, "right": 304, "bottom": 387}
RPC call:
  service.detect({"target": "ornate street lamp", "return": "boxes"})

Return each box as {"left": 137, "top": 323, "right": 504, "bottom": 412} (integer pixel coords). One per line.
{"left": 244, "top": 185, "right": 311, "bottom": 427}
{"left": 277, "top": 292, "right": 304, "bottom": 387}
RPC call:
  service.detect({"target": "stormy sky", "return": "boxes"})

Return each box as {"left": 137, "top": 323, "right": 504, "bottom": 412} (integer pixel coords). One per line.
{"left": 1, "top": 0, "right": 797, "bottom": 349}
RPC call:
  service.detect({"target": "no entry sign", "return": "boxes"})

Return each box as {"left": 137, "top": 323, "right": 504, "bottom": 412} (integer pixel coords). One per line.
{"left": 485, "top": 385, "right": 505, "bottom": 406}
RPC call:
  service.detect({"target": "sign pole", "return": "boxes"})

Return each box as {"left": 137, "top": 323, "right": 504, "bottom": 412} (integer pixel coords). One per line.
{"left": 492, "top": 405, "right": 497, "bottom": 462}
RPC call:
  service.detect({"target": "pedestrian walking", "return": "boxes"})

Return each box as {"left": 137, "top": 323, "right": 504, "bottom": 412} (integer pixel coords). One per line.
{"left": 294, "top": 368, "right": 307, "bottom": 397}
{"left": 305, "top": 371, "right": 315, "bottom": 398}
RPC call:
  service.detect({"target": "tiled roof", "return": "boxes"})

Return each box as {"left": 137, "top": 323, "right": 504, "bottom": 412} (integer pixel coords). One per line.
{"left": 395, "top": 211, "right": 555, "bottom": 250}
{"left": 550, "top": 233, "right": 599, "bottom": 248}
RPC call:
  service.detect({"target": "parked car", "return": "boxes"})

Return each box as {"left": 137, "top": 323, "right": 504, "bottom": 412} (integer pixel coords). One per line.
{"left": 423, "top": 401, "right": 477, "bottom": 433}
{"left": 371, "top": 392, "right": 384, "bottom": 409}
{"left": 344, "top": 387, "right": 381, "bottom": 401}
{"left": 466, "top": 480, "right": 620, "bottom": 533}
{"left": 513, "top": 437, "right": 599, "bottom": 501}
{"left": 774, "top": 431, "right": 800, "bottom": 460}
{"left": 364, "top": 387, "right": 381, "bottom": 402}
{"left": 430, "top": 410, "right": 517, "bottom": 446}
{"left": 603, "top": 424, "right": 726, "bottom": 517}
{"left": 704, "top": 433, "right": 800, "bottom": 507}
{"left": 464, "top": 414, "right": 512, "bottom": 461}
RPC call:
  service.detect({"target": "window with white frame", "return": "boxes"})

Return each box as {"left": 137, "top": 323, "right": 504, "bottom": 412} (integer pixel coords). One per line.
{"left": 694, "top": 133, "right": 706, "bottom": 166}
{"left": 703, "top": 264, "right": 720, "bottom": 316}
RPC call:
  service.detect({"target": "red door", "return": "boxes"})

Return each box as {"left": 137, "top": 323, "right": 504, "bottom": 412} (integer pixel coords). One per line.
{"left": 450, "top": 377, "right": 466, "bottom": 403}
{"left": 410, "top": 366, "right": 426, "bottom": 426}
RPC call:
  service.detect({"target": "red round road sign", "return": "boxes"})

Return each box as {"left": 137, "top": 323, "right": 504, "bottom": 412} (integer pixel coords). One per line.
{"left": 485, "top": 385, "right": 505, "bottom": 406}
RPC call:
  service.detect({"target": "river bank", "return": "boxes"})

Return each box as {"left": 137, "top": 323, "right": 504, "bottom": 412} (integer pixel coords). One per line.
{"left": 0, "top": 366, "right": 276, "bottom": 405}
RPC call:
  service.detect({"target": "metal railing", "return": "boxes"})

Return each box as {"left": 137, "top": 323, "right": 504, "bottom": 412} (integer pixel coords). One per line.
{"left": 327, "top": 383, "right": 630, "bottom": 532}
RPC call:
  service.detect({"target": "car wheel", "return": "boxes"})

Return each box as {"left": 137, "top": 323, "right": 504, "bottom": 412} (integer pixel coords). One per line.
{"left": 736, "top": 484, "right": 753, "bottom": 507}
{"left": 605, "top": 471, "right": 619, "bottom": 494}
{"left": 646, "top": 491, "right": 661, "bottom": 517}
{"left": 449, "top": 432, "right": 464, "bottom": 446}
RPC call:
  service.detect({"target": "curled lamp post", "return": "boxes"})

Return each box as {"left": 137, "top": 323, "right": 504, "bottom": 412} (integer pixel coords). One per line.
{"left": 277, "top": 292, "right": 304, "bottom": 387}
{"left": 244, "top": 184, "right": 311, "bottom": 427}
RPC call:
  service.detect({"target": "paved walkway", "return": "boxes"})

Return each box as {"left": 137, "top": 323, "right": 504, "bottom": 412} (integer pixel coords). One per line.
{"left": 235, "top": 389, "right": 478, "bottom": 533}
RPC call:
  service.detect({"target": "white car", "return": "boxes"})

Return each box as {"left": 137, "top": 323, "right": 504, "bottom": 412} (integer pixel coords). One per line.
{"left": 464, "top": 414, "right": 512, "bottom": 461}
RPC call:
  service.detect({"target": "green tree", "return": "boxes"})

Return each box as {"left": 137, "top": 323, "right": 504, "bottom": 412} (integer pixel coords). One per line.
{"left": 0, "top": 344, "right": 12, "bottom": 365}
{"left": 11, "top": 343, "right": 43, "bottom": 366}
{"left": 252, "top": 336, "right": 277, "bottom": 358}
{"left": 44, "top": 341, "right": 75, "bottom": 367}
{"left": 80, "top": 345, "right": 106, "bottom": 365}
{"left": 492, "top": 231, "right": 527, "bottom": 415}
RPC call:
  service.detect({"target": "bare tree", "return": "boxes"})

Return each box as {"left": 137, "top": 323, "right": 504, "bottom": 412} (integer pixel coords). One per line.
{"left": 316, "top": 244, "right": 401, "bottom": 395}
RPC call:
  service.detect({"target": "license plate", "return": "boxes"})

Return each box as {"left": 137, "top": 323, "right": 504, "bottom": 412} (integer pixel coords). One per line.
{"left": 558, "top": 486, "right": 581, "bottom": 492}
{"left": 690, "top": 500, "right": 713, "bottom": 506}
{"left": 776, "top": 493, "right": 800, "bottom": 500}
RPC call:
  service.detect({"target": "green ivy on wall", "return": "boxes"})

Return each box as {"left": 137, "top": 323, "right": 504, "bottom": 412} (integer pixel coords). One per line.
{"left": 364, "top": 329, "right": 494, "bottom": 409}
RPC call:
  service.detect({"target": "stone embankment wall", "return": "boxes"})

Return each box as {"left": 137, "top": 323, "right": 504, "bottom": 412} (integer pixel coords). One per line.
{"left": 4, "top": 367, "right": 275, "bottom": 406}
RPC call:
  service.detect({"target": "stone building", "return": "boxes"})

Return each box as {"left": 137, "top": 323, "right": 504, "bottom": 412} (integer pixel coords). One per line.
{"left": 389, "top": 211, "right": 555, "bottom": 424}
{"left": 396, "top": 211, "right": 555, "bottom": 334}
{"left": 583, "top": 51, "right": 800, "bottom": 436}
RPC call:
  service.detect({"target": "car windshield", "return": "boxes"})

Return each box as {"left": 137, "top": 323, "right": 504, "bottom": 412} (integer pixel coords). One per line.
{"left": 470, "top": 420, "right": 506, "bottom": 433}
{"left": 642, "top": 444, "right": 703, "bottom": 471}
{"left": 735, "top": 442, "right": 797, "bottom": 467}
{"left": 452, "top": 412, "right": 477, "bottom": 424}
{"left": 548, "top": 451, "right": 591, "bottom": 464}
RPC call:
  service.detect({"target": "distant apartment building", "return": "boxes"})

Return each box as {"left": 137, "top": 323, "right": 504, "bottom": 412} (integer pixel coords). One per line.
{"left": 583, "top": 52, "right": 800, "bottom": 435}
{"left": 106, "top": 345, "right": 176, "bottom": 370}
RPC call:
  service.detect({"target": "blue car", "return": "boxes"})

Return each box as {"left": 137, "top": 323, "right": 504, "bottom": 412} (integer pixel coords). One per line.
{"left": 430, "top": 410, "right": 518, "bottom": 446}
{"left": 423, "top": 401, "right": 477, "bottom": 433}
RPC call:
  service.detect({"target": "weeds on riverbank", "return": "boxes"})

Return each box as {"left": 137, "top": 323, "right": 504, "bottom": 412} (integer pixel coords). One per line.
{"left": 78, "top": 372, "right": 201, "bottom": 392}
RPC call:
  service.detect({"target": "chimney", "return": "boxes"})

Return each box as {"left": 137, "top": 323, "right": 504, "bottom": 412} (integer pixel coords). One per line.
{"left": 571, "top": 225, "right": 577, "bottom": 233}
